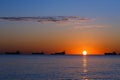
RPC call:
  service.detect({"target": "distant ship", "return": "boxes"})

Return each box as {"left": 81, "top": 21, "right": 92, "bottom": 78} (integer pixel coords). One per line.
{"left": 104, "top": 52, "right": 117, "bottom": 55}
{"left": 51, "top": 51, "right": 66, "bottom": 55}
{"left": 32, "top": 52, "right": 44, "bottom": 55}
{"left": 5, "top": 51, "right": 20, "bottom": 55}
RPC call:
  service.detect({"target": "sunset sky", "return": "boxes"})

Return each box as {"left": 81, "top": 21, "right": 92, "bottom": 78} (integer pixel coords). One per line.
{"left": 0, "top": 0, "right": 120, "bottom": 55}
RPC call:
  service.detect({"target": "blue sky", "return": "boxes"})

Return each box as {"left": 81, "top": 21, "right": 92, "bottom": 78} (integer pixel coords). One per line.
{"left": 0, "top": 0, "right": 120, "bottom": 17}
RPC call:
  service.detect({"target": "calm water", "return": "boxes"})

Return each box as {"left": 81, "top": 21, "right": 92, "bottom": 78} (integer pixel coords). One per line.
{"left": 0, "top": 55, "right": 120, "bottom": 80}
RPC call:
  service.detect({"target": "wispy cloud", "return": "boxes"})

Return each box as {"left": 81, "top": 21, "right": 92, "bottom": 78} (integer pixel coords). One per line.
{"left": 0, "top": 16, "right": 91, "bottom": 23}
{"left": 74, "top": 24, "right": 108, "bottom": 29}
{"left": 0, "top": 16, "right": 107, "bottom": 29}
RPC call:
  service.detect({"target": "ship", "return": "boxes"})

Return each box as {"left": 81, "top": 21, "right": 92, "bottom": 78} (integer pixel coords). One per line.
{"left": 104, "top": 52, "right": 117, "bottom": 55}
{"left": 32, "top": 52, "right": 44, "bottom": 55}
{"left": 5, "top": 51, "right": 20, "bottom": 55}
{"left": 51, "top": 51, "right": 66, "bottom": 55}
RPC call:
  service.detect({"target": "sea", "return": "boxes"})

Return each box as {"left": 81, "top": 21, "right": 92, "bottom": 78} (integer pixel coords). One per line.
{"left": 0, "top": 55, "right": 120, "bottom": 80}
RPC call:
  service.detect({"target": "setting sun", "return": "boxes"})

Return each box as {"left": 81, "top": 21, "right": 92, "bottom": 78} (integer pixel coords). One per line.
{"left": 82, "top": 50, "right": 87, "bottom": 55}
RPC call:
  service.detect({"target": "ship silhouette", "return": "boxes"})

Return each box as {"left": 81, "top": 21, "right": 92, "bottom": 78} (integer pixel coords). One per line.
{"left": 32, "top": 52, "right": 44, "bottom": 55}
{"left": 51, "top": 51, "right": 66, "bottom": 55}
{"left": 5, "top": 51, "right": 20, "bottom": 55}
{"left": 104, "top": 52, "right": 117, "bottom": 55}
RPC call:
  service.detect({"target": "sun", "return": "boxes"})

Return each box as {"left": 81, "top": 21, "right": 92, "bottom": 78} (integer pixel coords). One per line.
{"left": 82, "top": 50, "right": 87, "bottom": 56}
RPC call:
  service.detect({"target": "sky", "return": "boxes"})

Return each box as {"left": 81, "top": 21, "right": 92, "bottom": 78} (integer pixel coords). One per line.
{"left": 0, "top": 0, "right": 120, "bottom": 55}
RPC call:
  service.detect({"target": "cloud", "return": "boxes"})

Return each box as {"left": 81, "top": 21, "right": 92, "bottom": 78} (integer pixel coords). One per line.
{"left": 0, "top": 16, "right": 107, "bottom": 29}
{"left": 0, "top": 16, "right": 91, "bottom": 24}
{"left": 74, "top": 24, "right": 108, "bottom": 29}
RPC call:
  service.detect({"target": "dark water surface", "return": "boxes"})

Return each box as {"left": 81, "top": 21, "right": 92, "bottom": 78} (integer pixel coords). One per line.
{"left": 0, "top": 55, "right": 120, "bottom": 80}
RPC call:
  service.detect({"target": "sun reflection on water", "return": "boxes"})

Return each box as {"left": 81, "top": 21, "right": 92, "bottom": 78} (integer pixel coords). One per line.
{"left": 82, "top": 56, "right": 88, "bottom": 80}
